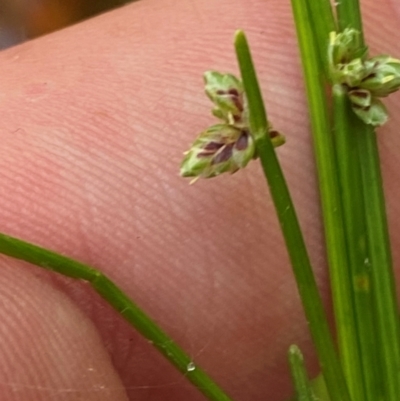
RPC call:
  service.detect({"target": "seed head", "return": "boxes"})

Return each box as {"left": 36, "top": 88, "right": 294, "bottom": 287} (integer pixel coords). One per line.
{"left": 204, "top": 71, "right": 245, "bottom": 125}
{"left": 180, "top": 124, "right": 255, "bottom": 180}
{"left": 359, "top": 56, "right": 400, "bottom": 97}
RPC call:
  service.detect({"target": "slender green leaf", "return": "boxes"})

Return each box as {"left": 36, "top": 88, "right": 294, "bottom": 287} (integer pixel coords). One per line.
{"left": 288, "top": 345, "right": 314, "bottom": 401}
{"left": 289, "top": 1, "right": 364, "bottom": 399}
{"left": 332, "top": 85, "right": 379, "bottom": 401}
{"left": 304, "top": 0, "right": 336, "bottom": 77}
{"left": 0, "top": 232, "right": 234, "bottom": 401}
{"left": 336, "top": 0, "right": 364, "bottom": 43}
{"left": 234, "top": 30, "right": 351, "bottom": 401}
{"left": 357, "top": 126, "right": 400, "bottom": 401}
{"left": 335, "top": 2, "right": 400, "bottom": 400}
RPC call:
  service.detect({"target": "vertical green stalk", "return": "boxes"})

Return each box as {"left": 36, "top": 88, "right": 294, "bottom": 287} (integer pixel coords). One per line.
{"left": 288, "top": 345, "right": 314, "bottom": 401}
{"left": 357, "top": 126, "right": 400, "bottom": 401}
{"left": 235, "top": 30, "right": 351, "bottom": 401}
{"left": 0, "top": 233, "right": 234, "bottom": 401}
{"left": 291, "top": 0, "right": 363, "bottom": 398}
{"left": 303, "top": 0, "right": 336, "bottom": 76}
{"left": 332, "top": 85, "right": 378, "bottom": 401}
{"left": 335, "top": 2, "right": 400, "bottom": 400}
{"left": 336, "top": 1, "right": 364, "bottom": 44}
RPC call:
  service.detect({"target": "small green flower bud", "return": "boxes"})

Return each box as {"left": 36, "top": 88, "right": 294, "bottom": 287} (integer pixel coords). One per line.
{"left": 269, "top": 129, "right": 286, "bottom": 148}
{"left": 348, "top": 88, "right": 372, "bottom": 108}
{"left": 180, "top": 124, "right": 255, "bottom": 180}
{"left": 181, "top": 69, "right": 286, "bottom": 181}
{"left": 328, "top": 28, "right": 371, "bottom": 88}
{"left": 204, "top": 71, "right": 245, "bottom": 124}
{"left": 351, "top": 96, "right": 388, "bottom": 127}
{"left": 335, "top": 58, "right": 370, "bottom": 87}
{"left": 180, "top": 124, "right": 286, "bottom": 181}
{"left": 359, "top": 56, "right": 400, "bottom": 97}
{"left": 328, "top": 28, "right": 363, "bottom": 68}
{"left": 327, "top": 28, "right": 400, "bottom": 126}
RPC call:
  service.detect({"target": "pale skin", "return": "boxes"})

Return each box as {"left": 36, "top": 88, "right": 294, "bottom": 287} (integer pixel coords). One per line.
{"left": 0, "top": 0, "right": 399, "bottom": 400}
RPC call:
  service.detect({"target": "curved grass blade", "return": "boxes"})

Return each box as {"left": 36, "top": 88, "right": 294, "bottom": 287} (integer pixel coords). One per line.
{"left": 0, "top": 232, "right": 234, "bottom": 401}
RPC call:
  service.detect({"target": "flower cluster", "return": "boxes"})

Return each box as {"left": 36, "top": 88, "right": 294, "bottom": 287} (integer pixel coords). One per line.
{"left": 329, "top": 28, "right": 400, "bottom": 126}
{"left": 180, "top": 71, "right": 285, "bottom": 182}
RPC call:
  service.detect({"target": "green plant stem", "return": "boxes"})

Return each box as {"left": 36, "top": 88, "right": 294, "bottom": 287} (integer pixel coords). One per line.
{"left": 333, "top": 85, "right": 378, "bottom": 401}
{"left": 290, "top": 0, "right": 363, "bottom": 398}
{"left": 357, "top": 127, "right": 400, "bottom": 401}
{"left": 335, "top": 2, "right": 400, "bottom": 400}
{"left": 288, "top": 345, "right": 314, "bottom": 401}
{"left": 234, "top": 30, "right": 351, "bottom": 401}
{"left": 303, "top": 0, "right": 336, "bottom": 76}
{"left": 336, "top": 0, "right": 364, "bottom": 43}
{"left": 0, "top": 232, "right": 234, "bottom": 401}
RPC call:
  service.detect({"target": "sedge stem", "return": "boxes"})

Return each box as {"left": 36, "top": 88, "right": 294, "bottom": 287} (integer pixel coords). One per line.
{"left": 0, "top": 232, "right": 234, "bottom": 401}
{"left": 234, "top": 30, "right": 351, "bottom": 401}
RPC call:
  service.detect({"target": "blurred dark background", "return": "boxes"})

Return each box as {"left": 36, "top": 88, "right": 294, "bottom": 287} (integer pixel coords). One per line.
{"left": 0, "top": 0, "right": 136, "bottom": 49}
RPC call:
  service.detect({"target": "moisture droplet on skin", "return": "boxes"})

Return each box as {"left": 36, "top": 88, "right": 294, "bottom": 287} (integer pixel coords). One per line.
{"left": 187, "top": 362, "right": 196, "bottom": 372}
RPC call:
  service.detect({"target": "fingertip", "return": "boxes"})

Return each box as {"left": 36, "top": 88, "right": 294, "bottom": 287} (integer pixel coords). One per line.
{"left": 0, "top": 259, "right": 128, "bottom": 401}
